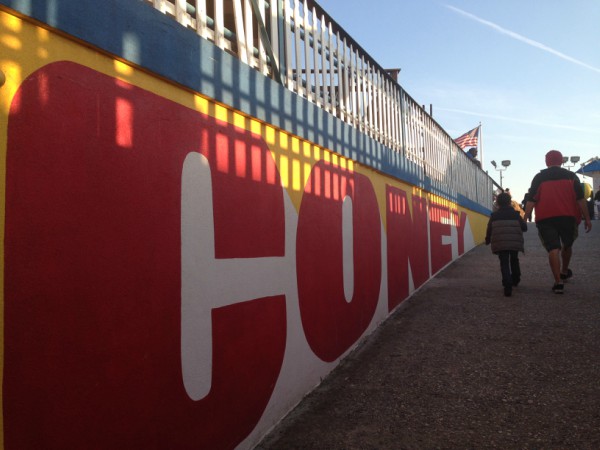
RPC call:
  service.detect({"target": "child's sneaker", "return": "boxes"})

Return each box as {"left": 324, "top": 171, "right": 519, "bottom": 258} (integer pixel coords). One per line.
{"left": 552, "top": 283, "right": 564, "bottom": 294}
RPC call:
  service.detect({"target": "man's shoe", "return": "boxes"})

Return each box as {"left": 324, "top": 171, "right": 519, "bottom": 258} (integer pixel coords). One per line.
{"left": 504, "top": 286, "right": 512, "bottom": 297}
{"left": 552, "top": 283, "right": 564, "bottom": 294}
{"left": 560, "top": 269, "right": 573, "bottom": 281}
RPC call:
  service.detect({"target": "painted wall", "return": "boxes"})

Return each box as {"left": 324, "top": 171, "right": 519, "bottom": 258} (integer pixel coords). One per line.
{"left": 0, "top": 5, "right": 489, "bottom": 449}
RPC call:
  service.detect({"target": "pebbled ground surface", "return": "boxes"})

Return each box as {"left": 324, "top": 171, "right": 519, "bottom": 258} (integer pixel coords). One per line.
{"left": 257, "top": 223, "right": 600, "bottom": 449}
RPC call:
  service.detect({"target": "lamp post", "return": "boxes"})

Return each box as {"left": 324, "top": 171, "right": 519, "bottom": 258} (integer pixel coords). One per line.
{"left": 563, "top": 155, "right": 580, "bottom": 170}
{"left": 490, "top": 160, "right": 511, "bottom": 188}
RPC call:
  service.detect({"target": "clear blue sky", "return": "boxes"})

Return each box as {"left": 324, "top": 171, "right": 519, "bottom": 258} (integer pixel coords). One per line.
{"left": 318, "top": 0, "right": 600, "bottom": 202}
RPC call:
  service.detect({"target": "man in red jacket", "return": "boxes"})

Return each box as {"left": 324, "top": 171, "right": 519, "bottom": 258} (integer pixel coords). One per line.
{"left": 524, "top": 150, "right": 592, "bottom": 294}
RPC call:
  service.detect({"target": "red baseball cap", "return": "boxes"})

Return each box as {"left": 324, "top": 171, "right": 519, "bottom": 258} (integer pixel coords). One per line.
{"left": 545, "top": 150, "right": 563, "bottom": 167}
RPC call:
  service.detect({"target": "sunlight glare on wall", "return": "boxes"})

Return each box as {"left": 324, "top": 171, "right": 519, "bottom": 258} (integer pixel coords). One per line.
{"left": 116, "top": 97, "right": 133, "bottom": 148}
{"left": 1, "top": 13, "right": 22, "bottom": 32}
{"left": 122, "top": 32, "right": 140, "bottom": 64}
{"left": 113, "top": 60, "right": 134, "bottom": 77}
{"left": 233, "top": 111, "right": 245, "bottom": 129}
{"left": 251, "top": 144, "right": 262, "bottom": 183}
{"left": 215, "top": 104, "right": 228, "bottom": 123}
{"left": 302, "top": 141, "right": 311, "bottom": 158}
{"left": 0, "top": 62, "right": 22, "bottom": 114}
{"left": 265, "top": 125, "right": 275, "bottom": 145}
{"left": 278, "top": 131, "right": 288, "bottom": 150}
{"left": 234, "top": 139, "right": 247, "bottom": 178}
{"left": 250, "top": 118, "right": 261, "bottom": 136}
{"left": 216, "top": 133, "right": 229, "bottom": 173}
{"left": 279, "top": 154, "right": 289, "bottom": 188}
{"left": 36, "top": 27, "right": 49, "bottom": 42}
{"left": 193, "top": 94, "right": 209, "bottom": 115}
{"left": 1, "top": 35, "right": 21, "bottom": 50}
{"left": 292, "top": 159, "right": 301, "bottom": 192}
{"left": 291, "top": 136, "right": 300, "bottom": 154}
{"left": 307, "top": 164, "right": 322, "bottom": 196}
{"left": 38, "top": 72, "right": 49, "bottom": 105}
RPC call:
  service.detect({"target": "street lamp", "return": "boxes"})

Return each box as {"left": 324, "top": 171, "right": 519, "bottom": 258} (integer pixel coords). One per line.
{"left": 490, "top": 160, "right": 511, "bottom": 188}
{"left": 563, "top": 155, "right": 580, "bottom": 170}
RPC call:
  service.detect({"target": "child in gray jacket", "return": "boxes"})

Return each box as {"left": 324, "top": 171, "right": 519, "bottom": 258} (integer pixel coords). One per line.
{"left": 485, "top": 192, "right": 528, "bottom": 296}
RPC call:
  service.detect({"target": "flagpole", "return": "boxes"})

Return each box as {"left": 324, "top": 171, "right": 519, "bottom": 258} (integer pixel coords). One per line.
{"left": 478, "top": 122, "right": 483, "bottom": 169}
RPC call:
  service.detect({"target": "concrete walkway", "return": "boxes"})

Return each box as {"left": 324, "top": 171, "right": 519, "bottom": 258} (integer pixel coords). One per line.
{"left": 258, "top": 224, "right": 600, "bottom": 449}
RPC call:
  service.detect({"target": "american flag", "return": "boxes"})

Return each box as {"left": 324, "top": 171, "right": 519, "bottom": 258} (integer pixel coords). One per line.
{"left": 454, "top": 126, "right": 480, "bottom": 149}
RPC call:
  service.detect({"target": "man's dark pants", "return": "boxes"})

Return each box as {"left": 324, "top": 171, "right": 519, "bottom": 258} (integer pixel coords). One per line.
{"left": 498, "top": 250, "right": 521, "bottom": 287}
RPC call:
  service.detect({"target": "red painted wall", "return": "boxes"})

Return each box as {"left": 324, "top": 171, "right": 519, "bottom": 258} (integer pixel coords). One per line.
{"left": 5, "top": 62, "right": 288, "bottom": 449}
{"left": 3, "top": 60, "right": 475, "bottom": 449}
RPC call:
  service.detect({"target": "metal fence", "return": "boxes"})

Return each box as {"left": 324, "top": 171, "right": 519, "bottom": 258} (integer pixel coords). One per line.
{"left": 148, "top": 0, "right": 494, "bottom": 209}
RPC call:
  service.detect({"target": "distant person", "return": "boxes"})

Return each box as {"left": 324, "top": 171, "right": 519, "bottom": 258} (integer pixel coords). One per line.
{"left": 492, "top": 188, "right": 503, "bottom": 212}
{"left": 466, "top": 147, "right": 481, "bottom": 167}
{"left": 520, "top": 194, "right": 528, "bottom": 212}
{"left": 505, "top": 188, "right": 525, "bottom": 220}
{"left": 595, "top": 189, "right": 600, "bottom": 220}
{"left": 582, "top": 183, "right": 594, "bottom": 220}
{"left": 485, "top": 192, "right": 527, "bottom": 297}
{"left": 587, "top": 195, "right": 595, "bottom": 221}
{"left": 524, "top": 150, "right": 592, "bottom": 294}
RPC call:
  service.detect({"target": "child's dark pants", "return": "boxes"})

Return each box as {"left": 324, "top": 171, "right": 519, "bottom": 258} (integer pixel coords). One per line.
{"left": 498, "top": 250, "right": 521, "bottom": 287}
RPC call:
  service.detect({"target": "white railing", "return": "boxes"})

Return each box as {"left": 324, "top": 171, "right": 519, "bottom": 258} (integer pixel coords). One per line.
{"left": 147, "top": 0, "right": 494, "bottom": 210}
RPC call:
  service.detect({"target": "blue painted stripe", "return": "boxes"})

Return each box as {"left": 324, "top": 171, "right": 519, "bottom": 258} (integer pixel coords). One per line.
{"left": 1, "top": 0, "right": 491, "bottom": 215}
